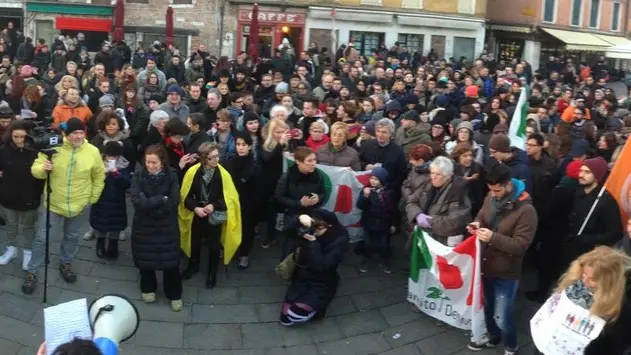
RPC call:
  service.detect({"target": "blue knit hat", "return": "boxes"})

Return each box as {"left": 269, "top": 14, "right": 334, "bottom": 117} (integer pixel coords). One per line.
{"left": 371, "top": 166, "right": 389, "bottom": 184}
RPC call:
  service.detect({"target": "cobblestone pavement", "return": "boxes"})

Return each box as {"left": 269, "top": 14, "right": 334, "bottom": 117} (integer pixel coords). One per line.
{"left": 0, "top": 212, "right": 542, "bottom": 355}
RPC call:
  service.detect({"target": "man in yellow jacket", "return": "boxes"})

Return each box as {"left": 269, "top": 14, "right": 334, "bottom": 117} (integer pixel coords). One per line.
{"left": 22, "top": 118, "right": 105, "bottom": 295}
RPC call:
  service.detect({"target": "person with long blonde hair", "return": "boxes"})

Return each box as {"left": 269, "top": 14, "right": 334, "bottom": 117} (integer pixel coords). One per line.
{"left": 551, "top": 246, "right": 631, "bottom": 354}
{"left": 259, "top": 118, "right": 292, "bottom": 248}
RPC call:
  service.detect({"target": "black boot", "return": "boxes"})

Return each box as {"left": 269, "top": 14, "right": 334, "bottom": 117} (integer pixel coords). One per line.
{"left": 181, "top": 259, "right": 200, "bottom": 280}
{"left": 96, "top": 238, "right": 107, "bottom": 259}
{"left": 206, "top": 251, "right": 219, "bottom": 289}
{"left": 107, "top": 239, "right": 119, "bottom": 260}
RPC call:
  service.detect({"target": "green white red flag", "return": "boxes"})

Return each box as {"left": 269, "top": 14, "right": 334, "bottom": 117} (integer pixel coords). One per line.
{"left": 408, "top": 228, "right": 486, "bottom": 342}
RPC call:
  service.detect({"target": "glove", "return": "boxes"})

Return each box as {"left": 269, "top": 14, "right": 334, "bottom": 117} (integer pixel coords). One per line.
{"left": 416, "top": 213, "right": 432, "bottom": 229}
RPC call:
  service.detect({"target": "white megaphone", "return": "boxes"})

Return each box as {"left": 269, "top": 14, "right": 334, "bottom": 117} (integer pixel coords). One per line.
{"left": 88, "top": 294, "right": 140, "bottom": 355}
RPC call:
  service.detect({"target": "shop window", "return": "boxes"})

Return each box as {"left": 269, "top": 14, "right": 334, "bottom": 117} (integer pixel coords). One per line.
{"left": 452, "top": 37, "right": 475, "bottom": 63}
{"left": 350, "top": 31, "right": 384, "bottom": 57}
{"left": 543, "top": 0, "right": 556, "bottom": 23}
{"left": 397, "top": 34, "right": 423, "bottom": 51}
{"left": 35, "top": 20, "right": 55, "bottom": 47}
{"left": 570, "top": 0, "right": 581, "bottom": 26}
{"left": 497, "top": 40, "right": 524, "bottom": 63}
{"left": 589, "top": 0, "right": 600, "bottom": 28}
{"left": 61, "top": 30, "right": 108, "bottom": 52}
{"left": 612, "top": 0, "right": 621, "bottom": 31}
{"left": 143, "top": 33, "right": 188, "bottom": 54}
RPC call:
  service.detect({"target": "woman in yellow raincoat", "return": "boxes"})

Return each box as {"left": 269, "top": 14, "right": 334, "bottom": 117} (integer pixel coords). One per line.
{"left": 178, "top": 142, "right": 241, "bottom": 288}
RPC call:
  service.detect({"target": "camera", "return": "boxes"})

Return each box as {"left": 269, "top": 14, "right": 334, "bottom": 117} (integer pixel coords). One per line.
{"left": 297, "top": 224, "right": 316, "bottom": 238}
{"left": 28, "top": 121, "right": 63, "bottom": 153}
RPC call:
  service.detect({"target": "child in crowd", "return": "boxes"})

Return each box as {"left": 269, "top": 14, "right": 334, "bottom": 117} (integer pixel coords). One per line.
{"left": 90, "top": 141, "right": 132, "bottom": 260}
{"left": 356, "top": 166, "right": 394, "bottom": 274}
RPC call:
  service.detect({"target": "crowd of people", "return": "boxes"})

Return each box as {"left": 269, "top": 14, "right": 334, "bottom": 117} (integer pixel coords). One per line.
{"left": 1, "top": 25, "right": 631, "bottom": 354}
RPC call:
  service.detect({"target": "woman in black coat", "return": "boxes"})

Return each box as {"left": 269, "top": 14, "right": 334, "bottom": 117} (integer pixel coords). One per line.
{"left": 281, "top": 209, "right": 349, "bottom": 326}
{"left": 0, "top": 121, "right": 45, "bottom": 269}
{"left": 90, "top": 110, "right": 137, "bottom": 168}
{"left": 274, "top": 146, "right": 326, "bottom": 259}
{"left": 223, "top": 131, "right": 261, "bottom": 270}
{"left": 180, "top": 142, "right": 227, "bottom": 288}
{"left": 130, "top": 144, "right": 182, "bottom": 312}
{"left": 90, "top": 141, "right": 131, "bottom": 260}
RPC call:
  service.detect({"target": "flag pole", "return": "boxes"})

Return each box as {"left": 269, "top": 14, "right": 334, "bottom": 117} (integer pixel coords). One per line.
{"left": 577, "top": 184, "right": 607, "bottom": 236}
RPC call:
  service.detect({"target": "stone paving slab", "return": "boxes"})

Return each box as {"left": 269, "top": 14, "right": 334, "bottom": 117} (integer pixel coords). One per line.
{"left": 0, "top": 219, "right": 538, "bottom": 354}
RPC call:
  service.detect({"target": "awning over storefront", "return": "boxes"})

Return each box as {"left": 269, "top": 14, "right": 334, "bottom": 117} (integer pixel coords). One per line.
{"left": 55, "top": 17, "right": 113, "bottom": 32}
{"left": 488, "top": 25, "right": 532, "bottom": 33}
{"left": 606, "top": 43, "right": 631, "bottom": 59}
{"left": 594, "top": 34, "right": 631, "bottom": 47}
{"left": 541, "top": 28, "right": 611, "bottom": 51}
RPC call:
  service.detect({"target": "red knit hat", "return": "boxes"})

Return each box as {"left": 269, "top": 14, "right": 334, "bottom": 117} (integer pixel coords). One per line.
{"left": 465, "top": 85, "right": 479, "bottom": 98}
{"left": 582, "top": 157, "right": 608, "bottom": 185}
{"left": 565, "top": 160, "right": 582, "bottom": 179}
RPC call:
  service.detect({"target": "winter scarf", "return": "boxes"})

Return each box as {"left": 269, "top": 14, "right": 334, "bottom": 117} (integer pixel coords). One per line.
{"left": 488, "top": 178, "right": 526, "bottom": 230}
{"left": 165, "top": 137, "right": 184, "bottom": 158}
{"left": 565, "top": 279, "right": 595, "bottom": 309}
{"left": 99, "top": 131, "right": 126, "bottom": 144}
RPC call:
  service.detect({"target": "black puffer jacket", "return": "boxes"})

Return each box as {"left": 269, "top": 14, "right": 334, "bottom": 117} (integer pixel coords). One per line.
{"left": 275, "top": 164, "right": 326, "bottom": 227}
{"left": 130, "top": 167, "right": 180, "bottom": 271}
{"left": 0, "top": 142, "right": 44, "bottom": 211}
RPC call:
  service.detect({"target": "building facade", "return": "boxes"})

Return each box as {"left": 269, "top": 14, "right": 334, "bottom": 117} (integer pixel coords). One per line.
{"left": 230, "top": 0, "right": 487, "bottom": 63}
{"left": 20, "top": 0, "right": 239, "bottom": 57}
{"left": 486, "top": 0, "right": 631, "bottom": 70}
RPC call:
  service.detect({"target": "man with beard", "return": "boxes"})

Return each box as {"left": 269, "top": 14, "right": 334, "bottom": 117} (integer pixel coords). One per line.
{"left": 231, "top": 68, "right": 253, "bottom": 93}
{"left": 0, "top": 55, "right": 15, "bottom": 77}
{"left": 253, "top": 73, "right": 275, "bottom": 107}
{"left": 185, "top": 83, "right": 205, "bottom": 114}
{"left": 557, "top": 157, "right": 622, "bottom": 275}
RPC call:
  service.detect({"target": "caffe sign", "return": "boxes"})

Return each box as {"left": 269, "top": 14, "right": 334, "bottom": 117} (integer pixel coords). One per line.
{"left": 238, "top": 10, "right": 306, "bottom": 25}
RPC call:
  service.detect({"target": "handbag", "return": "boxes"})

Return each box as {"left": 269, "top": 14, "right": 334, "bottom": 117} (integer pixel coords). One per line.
{"left": 207, "top": 210, "right": 227, "bottom": 225}
{"left": 275, "top": 247, "right": 301, "bottom": 281}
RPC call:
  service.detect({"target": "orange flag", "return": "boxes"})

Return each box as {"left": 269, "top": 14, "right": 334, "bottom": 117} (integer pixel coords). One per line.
{"left": 605, "top": 136, "right": 631, "bottom": 225}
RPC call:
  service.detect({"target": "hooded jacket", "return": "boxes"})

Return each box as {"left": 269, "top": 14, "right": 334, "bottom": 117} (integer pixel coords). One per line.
{"left": 52, "top": 99, "right": 92, "bottom": 127}
{"left": 475, "top": 179, "right": 538, "bottom": 278}
{"left": 31, "top": 137, "right": 106, "bottom": 218}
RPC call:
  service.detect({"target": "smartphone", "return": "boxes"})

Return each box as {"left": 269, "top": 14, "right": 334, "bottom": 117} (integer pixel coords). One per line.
{"left": 107, "top": 160, "right": 116, "bottom": 170}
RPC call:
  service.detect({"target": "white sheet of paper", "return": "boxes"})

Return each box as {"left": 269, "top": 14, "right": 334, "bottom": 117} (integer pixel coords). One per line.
{"left": 44, "top": 298, "right": 92, "bottom": 355}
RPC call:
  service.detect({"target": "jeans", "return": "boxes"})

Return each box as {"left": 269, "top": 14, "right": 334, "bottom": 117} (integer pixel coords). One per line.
{"left": 27, "top": 207, "right": 87, "bottom": 273}
{"left": 482, "top": 276, "right": 519, "bottom": 350}
{"left": 0, "top": 206, "right": 38, "bottom": 249}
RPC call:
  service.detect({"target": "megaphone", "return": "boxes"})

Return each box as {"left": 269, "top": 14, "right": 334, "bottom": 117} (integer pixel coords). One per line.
{"left": 88, "top": 294, "right": 140, "bottom": 355}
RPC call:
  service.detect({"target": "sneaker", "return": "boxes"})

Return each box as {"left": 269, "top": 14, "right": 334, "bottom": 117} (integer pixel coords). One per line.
{"left": 380, "top": 261, "right": 392, "bottom": 274}
{"left": 359, "top": 258, "right": 369, "bottom": 273}
{"left": 261, "top": 239, "right": 274, "bottom": 249}
{"left": 504, "top": 347, "right": 518, "bottom": 355}
{"left": 119, "top": 228, "right": 129, "bottom": 241}
{"left": 142, "top": 292, "right": 156, "bottom": 303}
{"left": 0, "top": 246, "right": 17, "bottom": 265}
{"left": 468, "top": 338, "right": 500, "bottom": 351}
{"left": 59, "top": 263, "right": 77, "bottom": 283}
{"left": 237, "top": 256, "right": 249, "bottom": 270}
{"left": 22, "top": 272, "right": 37, "bottom": 295}
{"left": 82, "top": 228, "right": 94, "bottom": 241}
{"left": 22, "top": 250, "right": 32, "bottom": 271}
{"left": 170, "top": 299, "right": 183, "bottom": 312}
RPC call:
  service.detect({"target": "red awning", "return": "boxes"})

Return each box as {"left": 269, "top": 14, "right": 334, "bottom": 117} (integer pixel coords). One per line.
{"left": 55, "top": 17, "right": 113, "bottom": 32}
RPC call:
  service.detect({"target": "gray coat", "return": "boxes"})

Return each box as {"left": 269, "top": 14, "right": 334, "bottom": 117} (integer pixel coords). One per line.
{"left": 158, "top": 102, "right": 191, "bottom": 122}
{"left": 405, "top": 175, "right": 471, "bottom": 245}
{"left": 316, "top": 144, "right": 362, "bottom": 171}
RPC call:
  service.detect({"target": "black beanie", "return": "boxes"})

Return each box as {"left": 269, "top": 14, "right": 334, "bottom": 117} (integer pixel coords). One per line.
{"left": 62, "top": 117, "right": 85, "bottom": 134}
{"left": 103, "top": 141, "right": 124, "bottom": 156}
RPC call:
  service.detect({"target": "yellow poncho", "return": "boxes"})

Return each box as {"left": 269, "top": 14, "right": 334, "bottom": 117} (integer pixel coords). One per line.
{"left": 178, "top": 163, "right": 242, "bottom": 265}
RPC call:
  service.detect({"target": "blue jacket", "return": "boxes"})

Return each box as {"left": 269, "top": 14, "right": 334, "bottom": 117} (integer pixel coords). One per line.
{"left": 90, "top": 161, "right": 131, "bottom": 232}
{"left": 506, "top": 148, "right": 533, "bottom": 194}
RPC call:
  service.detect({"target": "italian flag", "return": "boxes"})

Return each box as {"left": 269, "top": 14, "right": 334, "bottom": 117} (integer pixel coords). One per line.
{"left": 508, "top": 85, "right": 530, "bottom": 150}
{"left": 283, "top": 153, "right": 371, "bottom": 241}
{"left": 408, "top": 229, "right": 486, "bottom": 342}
